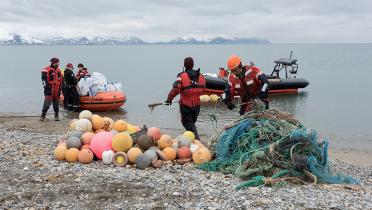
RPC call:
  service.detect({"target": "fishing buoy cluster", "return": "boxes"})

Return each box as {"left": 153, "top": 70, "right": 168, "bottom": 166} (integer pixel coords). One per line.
{"left": 200, "top": 94, "right": 219, "bottom": 103}
{"left": 54, "top": 110, "right": 212, "bottom": 169}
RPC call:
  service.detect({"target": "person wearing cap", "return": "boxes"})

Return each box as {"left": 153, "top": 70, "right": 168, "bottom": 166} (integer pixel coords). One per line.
{"left": 165, "top": 57, "right": 206, "bottom": 140}
{"left": 76, "top": 63, "right": 91, "bottom": 81}
{"left": 63, "top": 63, "right": 79, "bottom": 112}
{"left": 40, "top": 57, "right": 63, "bottom": 121}
{"left": 223, "top": 55, "right": 270, "bottom": 115}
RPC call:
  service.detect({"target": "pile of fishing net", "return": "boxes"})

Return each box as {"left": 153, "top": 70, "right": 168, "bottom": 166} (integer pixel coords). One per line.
{"left": 199, "top": 102, "right": 359, "bottom": 189}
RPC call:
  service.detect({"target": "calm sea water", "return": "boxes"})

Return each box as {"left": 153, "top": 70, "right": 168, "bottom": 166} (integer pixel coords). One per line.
{"left": 0, "top": 44, "right": 371, "bottom": 149}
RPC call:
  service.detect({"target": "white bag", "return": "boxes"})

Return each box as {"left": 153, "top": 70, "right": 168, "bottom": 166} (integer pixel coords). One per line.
{"left": 106, "top": 82, "right": 122, "bottom": 92}
{"left": 78, "top": 77, "right": 95, "bottom": 96}
{"left": 91, "top": 72, "right": 107, "bottom": 86}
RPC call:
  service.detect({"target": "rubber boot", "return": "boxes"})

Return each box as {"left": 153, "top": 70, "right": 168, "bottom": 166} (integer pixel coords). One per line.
{"left": 54, "top": 113, "right": 60, "bottom": 121}
{"left": 39, "top": 113, "right": 47, "bottom": 122}
{"left": 73, "top": 106, "right": 80, "bottom": 113}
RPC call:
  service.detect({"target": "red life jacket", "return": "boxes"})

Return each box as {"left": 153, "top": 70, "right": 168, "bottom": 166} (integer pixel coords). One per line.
{"left": 42, "top": 66, "right": 62, "bottom": 99}
{"left": 229, "top": 65, "right": 262, "bottom": 103}
{"left": 179, "top": 72, "right": 206, "bottom": 107}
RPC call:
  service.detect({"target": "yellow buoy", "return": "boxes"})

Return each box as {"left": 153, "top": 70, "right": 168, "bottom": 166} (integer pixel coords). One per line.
{"left": 112, "top": 132, "right": 133, "bottom": 152}
{"left": 91, "top": 114, "right": 105, "bottom": 130}
{"left": 182, "top": 131, "right": 195, "bottom": 143}
{"left": 126, "top": 124, "right": 137, "bottom": 134}
{"left": 127, "top": 147, "right": 143, "bottom": 163}
{"left": 113, "top": 120, "right": 127, "bottom": 132}
{"left": 209, "top": 94, "right": 219, "bottom": 102}
{"left": 69, "top": 119, "right": 79, "bottom": 130}
{"left": 200, "top": 95, "right": 210, "bottom": 103}
{"left": 157, "top": 134, "right": 173, "bottom": 149}
{"left": 54, "top": 143, "right": 68, "bottom": 160}
{"left": 192, "top": 147, "right": 212, "bottom": 164}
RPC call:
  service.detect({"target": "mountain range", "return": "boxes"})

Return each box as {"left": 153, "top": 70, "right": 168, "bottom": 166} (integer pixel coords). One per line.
{"left": 0, "top": 33, "right": 270, "bottom": 45}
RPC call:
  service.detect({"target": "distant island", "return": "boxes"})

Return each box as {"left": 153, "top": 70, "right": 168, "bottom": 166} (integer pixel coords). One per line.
{"left": 0, "top": 33, "right": 270, "bottom": 45}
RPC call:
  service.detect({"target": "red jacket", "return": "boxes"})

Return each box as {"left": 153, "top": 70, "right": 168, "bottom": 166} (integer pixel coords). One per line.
{"left": 42, "top": 66, "right": 62, "bottom": 99}
{"left": 167, "top": 70, "right": 206, "bottom": 108}
{"left": 227, "top": 65, "right": 263, "bottom": 103}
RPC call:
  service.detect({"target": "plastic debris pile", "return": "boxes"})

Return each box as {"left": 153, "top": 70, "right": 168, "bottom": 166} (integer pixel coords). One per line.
{"left": 54, "top": 110, "right": 212, "bottom": 168}
{"left": 199, "top": 102, "right": 360, "bottom": 189}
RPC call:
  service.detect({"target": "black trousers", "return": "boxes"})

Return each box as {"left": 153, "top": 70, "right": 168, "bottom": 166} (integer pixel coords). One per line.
{"left": 42, "top": 98, "right": 59, "bottom": 114}
{"left": 180, "top": 104, "right": 200, "bottom": 140}
{"left": 65, "top": 86, "right": 79, "bottom": 111}
{"left": 62, "top": 87, "right": 68, "bottom": 109}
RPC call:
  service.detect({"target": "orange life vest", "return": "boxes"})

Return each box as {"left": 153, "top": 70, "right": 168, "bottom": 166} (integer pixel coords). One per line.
{"left": 179, "top": 72, "right": 206, "bottom": 107}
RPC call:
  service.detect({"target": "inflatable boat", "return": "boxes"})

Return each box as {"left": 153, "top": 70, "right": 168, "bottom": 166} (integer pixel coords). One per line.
{"left": 204, "top": 52, "right": 309, "bottom": 95}
{"left": 60, "top": 91, "right": 126, "bottom": 111}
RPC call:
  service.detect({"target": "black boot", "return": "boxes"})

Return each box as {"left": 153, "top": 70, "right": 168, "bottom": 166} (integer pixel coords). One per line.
{"left": 54, "top": 113, "right": 60, "bottom": 121}
{"left": 39, "top": 112, "right": 47, "bottom": 122}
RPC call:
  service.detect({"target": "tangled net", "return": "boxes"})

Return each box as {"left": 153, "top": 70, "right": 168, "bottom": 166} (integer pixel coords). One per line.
{"left": 199, "top": 101, "right": 359, "bottom": 189}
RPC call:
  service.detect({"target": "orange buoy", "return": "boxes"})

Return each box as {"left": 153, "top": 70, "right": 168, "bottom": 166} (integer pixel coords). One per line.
{"left": 147, "top": 127, "right": 161, "bottom": 141}
{"left": 95, "top": 129, "right": 105, "bottom": 134}
{"left": 177, "top": 147, "right": 192, "bottom": 159}
{"left": 112, "top": 132, "right": 133, "bottom": 152}
{"left": 80, "top": 144, "right": 90, "bottom": 150}
{"left": 162, "top": 147, "right": 177, "bottom": 161}
{"left": 78, "top": 149, "right": 94, "bottom": 164}
{"left": 192, "top": 147, "right": 212, "bottom": 164}
{"left": 91, "top": 114, "right": 105, "bottom": 130}
{"left": 157, "top": 134, "right": 173, "bottom": 149}
{"left": 127, "top": 147, "right": 143, "bottom": 163}
{"left": 65, "top": 148, "right": 80, "bottom": 162}
{"left": 54, "top": 143, "right": 68, "bottom": 160}
{"left": 81, "top": 132, "right": 95, "bottom": 145}
{"left": 113, "top": 120, "right": 127, "bottom": 132}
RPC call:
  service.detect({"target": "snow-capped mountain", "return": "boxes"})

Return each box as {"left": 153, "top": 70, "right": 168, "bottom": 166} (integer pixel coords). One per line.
{"left": 158, "top": 36, "right": 270, "bottom": 44}
{"left": 0, "top": 33, "right": 270, "bottom": 45}
{"left": 0, "top": 33, "right": 44, "bottom": 44}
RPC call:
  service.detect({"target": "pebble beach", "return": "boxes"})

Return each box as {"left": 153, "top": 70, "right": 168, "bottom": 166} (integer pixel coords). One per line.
{"left": 0, "top": 117, "right": 371, "bottom": 209}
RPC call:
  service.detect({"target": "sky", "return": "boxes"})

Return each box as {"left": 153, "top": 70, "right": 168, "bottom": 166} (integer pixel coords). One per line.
{"left": 0, "top": 0, "right": 372, "bottom": 43}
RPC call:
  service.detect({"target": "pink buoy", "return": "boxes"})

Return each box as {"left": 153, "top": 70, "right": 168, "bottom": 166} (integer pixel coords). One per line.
{"left": 147, "top": 127, "right": 161, "bottom": 141}
{"left": 89, "top": 132, "right": 113, "bottom": 159}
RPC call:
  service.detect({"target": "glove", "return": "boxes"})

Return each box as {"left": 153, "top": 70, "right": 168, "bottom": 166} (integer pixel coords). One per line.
{"left": 226, "top": 101, "right": 235, "bottom": 110}
{"left": 164, "top": 99, "right": 172, "bottom": 106}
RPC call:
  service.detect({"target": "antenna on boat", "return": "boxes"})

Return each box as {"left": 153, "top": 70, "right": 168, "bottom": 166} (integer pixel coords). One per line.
{"left": 290, "top": 51, "right": 293, "bottom": 59}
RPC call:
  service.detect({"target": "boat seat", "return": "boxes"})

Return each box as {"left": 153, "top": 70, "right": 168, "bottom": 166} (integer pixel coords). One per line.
{"left": 274, "top": 58, "right": 297, "bottom": 66}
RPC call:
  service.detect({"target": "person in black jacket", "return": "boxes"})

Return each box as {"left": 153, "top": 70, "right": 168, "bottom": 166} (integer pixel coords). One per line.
{"left": 64, "top": 63, "right": 79, "bottom": 112}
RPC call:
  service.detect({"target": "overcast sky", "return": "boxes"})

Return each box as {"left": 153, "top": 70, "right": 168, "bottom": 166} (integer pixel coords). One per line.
{"left": 1, "top": 0, "right": 371, "bottom": 43}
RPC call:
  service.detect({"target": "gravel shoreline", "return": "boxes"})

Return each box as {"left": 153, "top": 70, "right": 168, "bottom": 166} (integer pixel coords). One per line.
{"left": 0, "top": 126, "right": 371, "bottom": 209}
